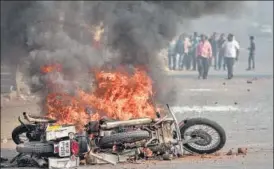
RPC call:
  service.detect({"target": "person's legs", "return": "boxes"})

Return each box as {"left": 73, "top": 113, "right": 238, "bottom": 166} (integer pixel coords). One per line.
{"left": 251, "top": 54, "right": 255, "bottom": 69}
{"left": 231, "top": 58, "right": 235, "bottom": 78}
{"left": 247, "top": 53, "right": 252, "bottom": 70}
{"left": 214, "top": 52, "right": 218, "bottom": 70}
{"left": 218, "top": 54, "right": 222, "bottom": 70}
{"left": 226, "top": 58, "right": 233, "bottom": 79}
{"left": 168, "top": 54, "right": 172, "bottom": 70}
{"left": 178, "top": 53, "right": 183, "bottom": 70}
{"left": 186, "top": 53, "right": 191, "bottom": 70}
{"left": 202, "top": 57, "right": 209, "bottom": 79}
{"left": 189, "top": 52, "right": 193, "bottom": 70}
{"left": 176, "top": 53, "right": 181, "bottom": 70}
{"left": 192, "top": 53, "right": 197, "bottom": 70}
{"left": 172, "top": 54, "right": 176, "bottom": 70}
{"left": 197, "top": 57, "right": 203, "bottom": 78}
{"left": 223, "top": 56, "right": 226, "bottom": 71}
{"left": 181, "top": 53, "right": 186, "bottom": 70}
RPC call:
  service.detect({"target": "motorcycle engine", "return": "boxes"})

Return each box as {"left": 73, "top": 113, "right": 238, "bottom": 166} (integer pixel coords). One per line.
{"left": 86, "top": 121, "right": 100, "bottom": 134}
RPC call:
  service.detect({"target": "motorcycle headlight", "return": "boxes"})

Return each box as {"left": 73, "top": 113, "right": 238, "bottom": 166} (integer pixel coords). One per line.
{"left": 68, "top": 132, "right": 75, "bottom": 140}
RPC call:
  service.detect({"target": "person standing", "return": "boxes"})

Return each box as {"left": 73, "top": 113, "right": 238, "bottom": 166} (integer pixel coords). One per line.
{"left": 174, "top": 34, "right": 185, "bottom": 70}
{"left": 191, "top": 32, "right": 200, "bottom": 71}
{"left": 222, "top": 34, "right": 240, "bottom": 79}
{"left": 246, "top": 36, "right": 256, "bottom": 70}
{"left": 217, "top": 33, "right": 226, "bottom": 70}
{"left": 167, "top": 40, "right": 176, "bottom": 70}
{"left": 209, "top": 32, "right": 219, "bottom": 70}
{"left": 182, "top": 35, "right": 192, "bottom": 70}
{"left": 196, "top": 34, "right": 212, "bottom": 79}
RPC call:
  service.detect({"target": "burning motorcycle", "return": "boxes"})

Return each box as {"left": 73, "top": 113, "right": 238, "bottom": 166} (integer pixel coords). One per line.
{"left": 12, "top": 104, "right": 226, "bottom": 166}
{"left": 76, "top": 104, "right": 226, "bottom": 164}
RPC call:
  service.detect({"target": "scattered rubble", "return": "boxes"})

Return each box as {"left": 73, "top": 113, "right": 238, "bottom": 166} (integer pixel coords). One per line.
{"left": 226, "top": 147, "right": 248, "bottom": 156}
{"left": 226, "top": 149, "right": 234, "bottom": 156}
{"left": 237, "top": 148, "right": 248, "bottom": 155}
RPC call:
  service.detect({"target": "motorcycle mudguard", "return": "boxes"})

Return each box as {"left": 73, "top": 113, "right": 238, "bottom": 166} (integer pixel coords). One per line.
{"left": 46, "top": 125, "right": 76, "bottom": 141}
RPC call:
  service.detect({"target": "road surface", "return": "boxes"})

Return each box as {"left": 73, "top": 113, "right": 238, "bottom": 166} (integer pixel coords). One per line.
{"left": 1, "top": 75, "right": 273, "bottom": 169}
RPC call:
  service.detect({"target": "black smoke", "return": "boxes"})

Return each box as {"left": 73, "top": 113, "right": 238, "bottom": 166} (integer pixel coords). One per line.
{"left": 1, "top": 1, "right": 245, "bottom": 102}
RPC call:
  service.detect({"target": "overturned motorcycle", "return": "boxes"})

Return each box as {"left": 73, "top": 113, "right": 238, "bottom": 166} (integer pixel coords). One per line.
{"left": 11, "top": 104, "right": 226, "bottom": 168}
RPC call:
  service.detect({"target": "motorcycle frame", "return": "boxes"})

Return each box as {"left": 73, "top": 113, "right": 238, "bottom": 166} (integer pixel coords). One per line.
{"left": 166, "top": 104, "right": 184, "bottom": 155}
{"left": 93, "top": 104, "right": 184, "bottom": 155}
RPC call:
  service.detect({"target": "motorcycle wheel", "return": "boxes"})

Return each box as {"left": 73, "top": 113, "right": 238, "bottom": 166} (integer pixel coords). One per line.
{"left": 12, "top": 125, "right": 36, "bottom": 144}
{"left": 16, "top": 142, "right": 54, "bottom": 154}
{"left": 180, "top": 118, "right": 226, "bottom": 154}
{"left": 99, "top": 130, "right": 150, "bottom": 148}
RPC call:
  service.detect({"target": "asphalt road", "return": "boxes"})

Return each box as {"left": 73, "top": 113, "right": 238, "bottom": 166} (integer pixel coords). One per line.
{"left": 1, "top": 75, "right": 273, "bottom": 169}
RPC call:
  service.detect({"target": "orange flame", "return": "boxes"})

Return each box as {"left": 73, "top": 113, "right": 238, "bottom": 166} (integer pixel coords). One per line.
{"left": 44, "top": 65, "right": 156, "bottom": 131}
{"left": 40, "top": 64, "right": 62, "bottom": 74}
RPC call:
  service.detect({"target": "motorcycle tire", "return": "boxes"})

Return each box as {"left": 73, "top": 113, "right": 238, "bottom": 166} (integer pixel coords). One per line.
{"left": 16, "top": 142, "right": 54, "bottom": 154}
{"left": 180, "top": 118, "right": 226, "bottom": 154}
{"left": 99, "top": 130, "right": 150, "bottom": 148}
{"left": 12, "top": 124, "right": 36, "bottom": 144}
{"left": 76, "top": 136, "right": 89, "bottom": 159}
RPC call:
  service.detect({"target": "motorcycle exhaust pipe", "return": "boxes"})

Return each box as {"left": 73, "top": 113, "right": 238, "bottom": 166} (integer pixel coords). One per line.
{"left": 100, "top": 118, "right": 152, "bottom": 130}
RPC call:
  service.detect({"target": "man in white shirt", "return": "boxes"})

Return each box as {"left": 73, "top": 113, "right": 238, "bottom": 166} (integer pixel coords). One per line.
{"left": 222, "top": 34, "right": 240, "bottom": 79}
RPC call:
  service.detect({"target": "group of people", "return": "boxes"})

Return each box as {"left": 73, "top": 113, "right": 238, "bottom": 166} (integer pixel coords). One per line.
{"left": 168, "top": 32, "right": 256, "bottom": 79}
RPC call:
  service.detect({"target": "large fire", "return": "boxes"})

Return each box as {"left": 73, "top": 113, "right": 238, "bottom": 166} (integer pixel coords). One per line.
{"left": 41, "top": 64, "right": 156, "bottom": 131}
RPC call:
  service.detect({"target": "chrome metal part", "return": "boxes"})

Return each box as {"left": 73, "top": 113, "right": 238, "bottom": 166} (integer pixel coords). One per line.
{"left": 100, "top": 118, "right": 153, "bottom": 130}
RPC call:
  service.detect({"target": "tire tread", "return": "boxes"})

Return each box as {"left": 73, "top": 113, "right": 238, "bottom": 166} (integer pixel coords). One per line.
{"left": 180, "top": 118, "right": 226, "bottom": 154}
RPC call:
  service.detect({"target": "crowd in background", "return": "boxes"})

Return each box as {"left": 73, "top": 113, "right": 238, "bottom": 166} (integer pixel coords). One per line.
{"left": 168, "top": 32, "right": 255, "bottom": 79}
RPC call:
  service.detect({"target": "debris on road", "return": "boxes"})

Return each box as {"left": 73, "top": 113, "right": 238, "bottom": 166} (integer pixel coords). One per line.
{"left": 247, "top": 80, "right": 253, "bottom": 84}
{"left": 226, "top": 149, "right": 234, "bottom": 156}
{"left": 226, "top": 147, "right": 248, "bottom": 156}
{"left": 237, "top": 148, "right": 248, "bottom": 155}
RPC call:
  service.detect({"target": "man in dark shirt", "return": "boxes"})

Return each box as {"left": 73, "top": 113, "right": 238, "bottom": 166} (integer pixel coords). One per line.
{"left": 191, "top": 32, "right": 200, "bottom": 71}
{"left": 209, "top": 32, "right": 218, "bottom": 70}
{"left": 246, "top": 36, "right": 256, "bottom": 70}
{"left": 217, "top": 33, "right": 226, "bottom": 70}
{"left": 175, "top": 34, "right": 185, "bottom": 70}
